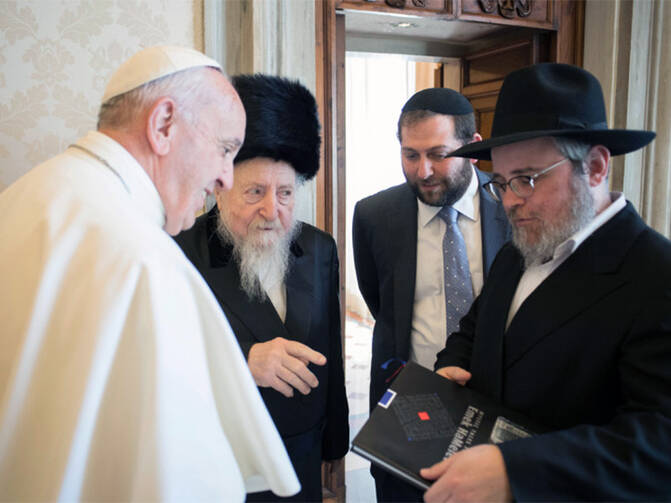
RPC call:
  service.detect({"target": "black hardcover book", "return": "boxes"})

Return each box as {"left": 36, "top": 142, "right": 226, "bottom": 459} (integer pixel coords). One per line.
{"left": 351, "top": 362, "right": 546, "bottom": 491}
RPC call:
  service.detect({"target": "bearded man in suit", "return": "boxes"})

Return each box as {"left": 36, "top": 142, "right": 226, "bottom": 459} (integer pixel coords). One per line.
{"left": 352, "top": 88, "right": 510, "bottom": 501}
{"left": 175, "top": 74, "right": 349, "bottom": 502}
{"left": 424, "top": 63, "right": 671, "bottom": 501}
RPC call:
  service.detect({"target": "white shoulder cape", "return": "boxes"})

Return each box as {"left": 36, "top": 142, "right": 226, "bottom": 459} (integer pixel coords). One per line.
{"left": 0, "top": 131, "right": 299, "bottom": 501}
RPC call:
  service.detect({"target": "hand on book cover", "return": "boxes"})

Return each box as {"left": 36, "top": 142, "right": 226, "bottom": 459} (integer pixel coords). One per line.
{"left": 248, "top": 337, "right": 326, "bottom": 397}
{"left": 420, "top": 444, "right": 512, "bottom": 503}
{"left": 435, "top": 366, "right": 472, "bottom": 386}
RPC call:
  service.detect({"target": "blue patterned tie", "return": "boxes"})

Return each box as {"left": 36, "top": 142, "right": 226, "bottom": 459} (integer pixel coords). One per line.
{"left": 438, "top": 206, "right": 473, "bottom": 338}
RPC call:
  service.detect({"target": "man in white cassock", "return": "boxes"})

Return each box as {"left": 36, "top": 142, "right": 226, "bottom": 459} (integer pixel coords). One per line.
{"left": 0, "top": 46, "right": 299, "bottom": 501}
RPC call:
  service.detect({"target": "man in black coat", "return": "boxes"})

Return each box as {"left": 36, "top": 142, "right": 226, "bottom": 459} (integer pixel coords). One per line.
{"left": 176, "top": 75, "right": 349, "bottom": 502}
{"left": 352, "top": 88, "right": 510, "bottom": 501}
{"left": 424, "top": 63, "right": 671, "bottom": 501}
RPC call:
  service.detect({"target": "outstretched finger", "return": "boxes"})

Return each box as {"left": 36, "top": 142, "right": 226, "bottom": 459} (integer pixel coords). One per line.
{"left": 285, "top": 341, "right": 326, "bottom": 366}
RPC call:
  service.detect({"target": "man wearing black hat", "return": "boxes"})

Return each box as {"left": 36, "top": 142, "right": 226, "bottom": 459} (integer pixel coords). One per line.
{"left": 175, "top": 74, "right": 349, "bottom": 502}
{"left": 423, "top": 63, "right": 671, "bottom": 501}
{"left": 352, "top": 88, "right": 510, "bottom": 501}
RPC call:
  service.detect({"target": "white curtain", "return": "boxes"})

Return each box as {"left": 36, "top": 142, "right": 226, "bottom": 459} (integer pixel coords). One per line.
{"left": 344, "top": 53, "right": 416, "bottom": 318}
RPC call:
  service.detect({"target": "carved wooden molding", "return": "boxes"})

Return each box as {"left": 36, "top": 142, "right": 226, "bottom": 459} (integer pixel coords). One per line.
{"left": 384, "top": 0, "right": 430, "bottom": 8}
{"left": 478, "top": 0, "right": 532, "bottom": 19}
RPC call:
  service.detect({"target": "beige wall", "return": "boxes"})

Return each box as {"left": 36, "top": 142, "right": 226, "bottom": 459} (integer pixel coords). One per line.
{"left": 0, "top": 0, "right": 203, "bottom": 192}
{"left": 583, "top": 0, "right": 671, "bottom": 238}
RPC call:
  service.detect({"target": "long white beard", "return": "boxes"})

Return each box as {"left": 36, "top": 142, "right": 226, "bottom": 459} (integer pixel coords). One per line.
{"left": 510, "top": 172, "right": 596, "bottom": 269}
{"left": 216, "top": 211, "right": 299, "bottom": 301}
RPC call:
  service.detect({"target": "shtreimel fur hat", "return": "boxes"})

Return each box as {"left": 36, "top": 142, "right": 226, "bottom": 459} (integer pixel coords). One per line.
{"left": 232, "top": 74, "right": 321, "bottom": 180}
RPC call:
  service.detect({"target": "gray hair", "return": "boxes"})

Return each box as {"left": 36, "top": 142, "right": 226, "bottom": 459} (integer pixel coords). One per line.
{"left": 97, "top": 66, "right": 221, "bottom": 130}
{"left": 552, "top": 137, "right": 592, "bottom": 175}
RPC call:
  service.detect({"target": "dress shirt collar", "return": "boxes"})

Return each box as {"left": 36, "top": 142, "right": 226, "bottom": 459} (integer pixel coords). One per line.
{"left": 73, "top": 131, "right": 166, "bottom": 229}
{"left": 418, "top": 164, "right": 479, "bottom": 228}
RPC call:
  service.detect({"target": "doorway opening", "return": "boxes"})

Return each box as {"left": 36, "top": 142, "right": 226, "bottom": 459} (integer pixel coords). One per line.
{"left": 343, "top": 51, "right": 462, "bottom": 501}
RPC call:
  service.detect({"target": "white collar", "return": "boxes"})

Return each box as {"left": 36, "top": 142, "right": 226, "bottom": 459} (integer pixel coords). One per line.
{"left": 72, "top": 131, "right": 166, "bottom": 229}
{"left": 418, "top": 164, "right": 478, "bottom": 227}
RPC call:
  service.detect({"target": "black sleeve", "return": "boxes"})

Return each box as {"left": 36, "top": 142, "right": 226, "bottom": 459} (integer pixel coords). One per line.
{"left": 352, "top": 200, "right": 380, "bottom": 318}
{"left": 322, "top": 238, "right": 350, "bottom": 460}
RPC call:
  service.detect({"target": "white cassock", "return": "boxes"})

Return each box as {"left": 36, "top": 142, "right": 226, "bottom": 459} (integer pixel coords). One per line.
{"left": 0, "top": 131, "right": 300, "bottom": 501}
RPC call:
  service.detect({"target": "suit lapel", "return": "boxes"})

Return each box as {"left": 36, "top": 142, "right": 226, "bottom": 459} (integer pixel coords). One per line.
{"left": 502, "top": 203, "right": 644, "bottom": 369}
{"left": 284, "top": 247, "right": 313, "bottom": 345}
{"left": 391, "top": 185, "right": 418, "bottom": 360}
{"left": 203, "top": 264, "right": 287, "bottom": 344}
{"left": 472, "top": 245, "right": 523, "bottom": 400}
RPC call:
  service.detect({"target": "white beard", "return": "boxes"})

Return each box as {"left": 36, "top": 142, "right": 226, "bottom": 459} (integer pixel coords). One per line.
{"left": 216, "top": 211, "right": 299, "bottom": 301}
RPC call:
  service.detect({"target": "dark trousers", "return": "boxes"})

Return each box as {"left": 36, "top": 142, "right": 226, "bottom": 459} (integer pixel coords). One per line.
{"left": 247, "top": 427, "right": 323, "bottom": 503}
{"left": 372, "top": 465, "right": 424, "bottom": 503}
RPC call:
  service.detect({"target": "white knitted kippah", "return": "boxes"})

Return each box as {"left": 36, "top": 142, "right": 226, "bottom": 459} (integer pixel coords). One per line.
{"left": 101, "top": 45, "right": 222, "bottom": 103}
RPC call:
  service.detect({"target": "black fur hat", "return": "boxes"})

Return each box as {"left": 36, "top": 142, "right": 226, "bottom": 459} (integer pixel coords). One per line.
{"left": 231, "top": 74, "right": 321, "bottom": 180}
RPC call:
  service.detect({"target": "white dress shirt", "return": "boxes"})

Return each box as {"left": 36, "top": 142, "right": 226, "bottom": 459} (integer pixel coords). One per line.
{"left": 506, "top": 193, "right": 626, "bottom": 328}
{"left": 266, "top": 282, "right": 287, "bottom": 323}
{"left": 410, "top": 165, "right": 483, "bottom": 369}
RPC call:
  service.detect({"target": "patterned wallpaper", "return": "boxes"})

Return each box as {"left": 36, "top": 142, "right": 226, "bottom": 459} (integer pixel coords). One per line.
{"left": 0, "top": 0, "right": 202, "bottom": 192}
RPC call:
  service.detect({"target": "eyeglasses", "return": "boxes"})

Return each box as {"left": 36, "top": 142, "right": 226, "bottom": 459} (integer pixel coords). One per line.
{"left": 484, "top": 158, "right": 569, "bottom": 202}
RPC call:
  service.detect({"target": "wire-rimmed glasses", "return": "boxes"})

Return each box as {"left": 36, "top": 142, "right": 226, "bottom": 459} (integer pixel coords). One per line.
{"left": 484, "top": 158, "right": 569, "bottom": 202}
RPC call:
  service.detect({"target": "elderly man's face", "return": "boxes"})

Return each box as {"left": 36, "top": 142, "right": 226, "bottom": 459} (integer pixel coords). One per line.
{"left": 400, "top": 114, "right": 472, "bottom": 207}
{"left": 162, "top": 69, "right": 245, "bottom": 235}
{"left": 217, "top": 157, "right": 297, "bottom": 247}
{"left": 491, "top": 136, "right": 595, "bottom": 267}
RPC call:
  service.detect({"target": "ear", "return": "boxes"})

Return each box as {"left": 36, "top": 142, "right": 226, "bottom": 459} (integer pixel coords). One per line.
{"left": 468, "top": 132, "right": 483, "bottom": 166}
{"left": 214, "top": 186, "right": 225, "bottom": 208}
{"left": 145, "top": 97, "right": 178, "bottom": 156}
{"left": 584, "top": 145, "right": 610, "bottom": 187}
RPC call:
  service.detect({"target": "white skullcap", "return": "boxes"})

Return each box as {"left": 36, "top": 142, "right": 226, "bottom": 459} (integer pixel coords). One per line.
{"left": 101, "top": 45, "right": 222, "bottom": 103}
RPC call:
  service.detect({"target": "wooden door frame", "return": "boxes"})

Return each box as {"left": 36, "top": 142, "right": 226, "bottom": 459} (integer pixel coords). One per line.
{"left": 315, "top": 0, "right": 347, "bottom": 334}
{"left": 314, "top": 0, "right": 584, "bottom": 242}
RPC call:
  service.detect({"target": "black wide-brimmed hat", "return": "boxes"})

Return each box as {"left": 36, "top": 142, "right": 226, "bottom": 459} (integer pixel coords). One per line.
{"left": 232, "top": 74, "right": 321, "bottom": 180}
{"left": 449, "top": 63, "right": 655, "bottom": 160}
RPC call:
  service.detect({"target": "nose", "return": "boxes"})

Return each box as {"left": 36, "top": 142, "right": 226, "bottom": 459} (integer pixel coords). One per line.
{"left": 416, "top": 156, "right": 433, "bottom": 180}
{"left": 216, "top": 159, "right": 234, "bottom": 191}
{"left": 259, "top": 192, "right": 279, "bottom": 221}
{"left": 500, "top": 184, "right": 525, "bottom": 212}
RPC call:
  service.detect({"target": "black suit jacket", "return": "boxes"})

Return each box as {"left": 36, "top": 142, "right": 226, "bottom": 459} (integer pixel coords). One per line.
{"left": 175, "top": 209, "right": 349, "bottom": 462}
{"left": 353, "top": 169, "right": 510, "bottom": 409}
{"left": 435, "top": 202, "right": 671, "bottom": 500}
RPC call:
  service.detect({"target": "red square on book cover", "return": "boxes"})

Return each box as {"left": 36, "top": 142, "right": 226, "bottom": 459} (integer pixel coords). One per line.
{"left": 418, "top": 411, "right": 430, "bottom": 421}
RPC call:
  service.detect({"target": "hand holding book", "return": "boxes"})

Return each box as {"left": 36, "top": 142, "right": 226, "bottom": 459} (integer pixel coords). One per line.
{"left": 351, "top": 362, "right": 545, "bottom": 491}
{"left": 421, "top": 444, "right": 512, "bottom": 503}
{"left": 435, "top": 366, "right": 472, "bottom": 386}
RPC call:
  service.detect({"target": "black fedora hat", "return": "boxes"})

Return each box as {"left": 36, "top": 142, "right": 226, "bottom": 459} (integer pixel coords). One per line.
{"left": 449, "top": 63, "right": 655, "bottom": 160}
